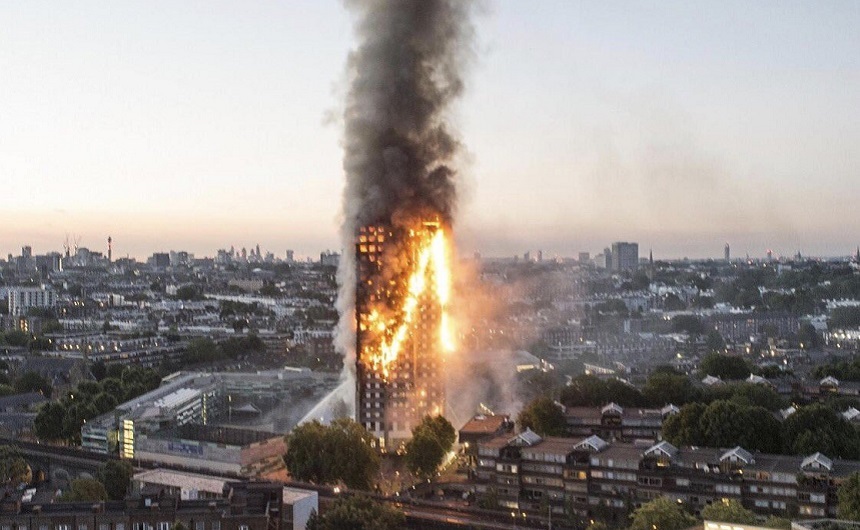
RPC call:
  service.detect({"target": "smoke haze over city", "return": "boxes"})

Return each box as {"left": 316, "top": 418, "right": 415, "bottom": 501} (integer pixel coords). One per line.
{"left": 2, "top": 1, "right": 859, "bottom": 259}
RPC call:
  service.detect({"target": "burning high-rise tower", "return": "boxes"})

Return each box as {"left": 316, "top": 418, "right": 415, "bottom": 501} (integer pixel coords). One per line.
{"left": 336, "top": 1, "right": 474, "bottom": 448}
{"left": 355, "top": 221, "right": 452, "bottom": 448}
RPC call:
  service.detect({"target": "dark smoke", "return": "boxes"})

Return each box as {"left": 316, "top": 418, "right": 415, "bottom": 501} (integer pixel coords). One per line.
{"left": 341, "top": 0, "right": 474, "bottom": 231}
{"left": 335, "top": 0, "right": 475, "bottom": 390}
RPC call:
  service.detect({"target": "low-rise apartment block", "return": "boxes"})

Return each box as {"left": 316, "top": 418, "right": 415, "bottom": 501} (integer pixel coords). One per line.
{"left": 473, "top": 431, "right": 860, "bottom": 524}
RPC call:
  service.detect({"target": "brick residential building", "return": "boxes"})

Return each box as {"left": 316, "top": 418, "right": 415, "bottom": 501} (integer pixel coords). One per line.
{"left": 473, "top": 431, "right": 860, "bottom": 524}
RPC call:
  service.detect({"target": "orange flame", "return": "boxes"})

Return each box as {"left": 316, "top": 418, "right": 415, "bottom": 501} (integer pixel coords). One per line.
{"left": 362, "top": 225, "right": 453, "bottom": 379}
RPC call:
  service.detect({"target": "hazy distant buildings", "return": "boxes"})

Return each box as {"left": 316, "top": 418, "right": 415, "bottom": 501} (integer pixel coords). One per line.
{"left": 8, "top": 286, "right": 56, "bottom": 316}
{"left": 610, "top": 241, "right": 639, "bottom": 271}
{"left": 578, "top": 252, "right": 590, "bottom": 263}
{"left": 725, "top": 242, "right": 731, "bottom": 262}
{"left": 149, "top": 252, "right": 170, "bottom": 268}
{"left": 319, "top": 251, "right": 339, "bottom": 267}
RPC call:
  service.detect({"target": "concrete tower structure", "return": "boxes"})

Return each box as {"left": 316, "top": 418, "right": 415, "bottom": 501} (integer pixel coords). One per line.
{"left": 354, "top": 222, "right": 445, "bottom": 450}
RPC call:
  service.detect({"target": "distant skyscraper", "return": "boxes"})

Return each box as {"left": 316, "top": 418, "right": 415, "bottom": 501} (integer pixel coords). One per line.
{"left": 578, "top": 252, "right": 590, "bottom": 263}
{"left": 537, "top": 250, "right": 543, "bottom": 263}
{"left": 724, "top": 242, "right": 730, "bottom": 262}
{"left": 610, "top": 242, "right": 639, "bottom": 271}
{"left": 767, "top": 249, "right": 773, "bottom": 262}
{"left": 286, "top": 250, "right": 294, "bottom": 262}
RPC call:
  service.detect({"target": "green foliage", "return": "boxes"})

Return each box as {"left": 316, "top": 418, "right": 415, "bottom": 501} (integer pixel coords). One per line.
{"left": 306, "top": 495, "right": 404, "bottom": 530}
{"left": 0, "top": 445, "right": 30, "bottom": 485}
{"left": 705, "top": 330, "right": 726, "bottom": 353}
{"left": 404, "top": 416, "right": 456, "bottom": 479}
{"left": 560, "top": 375, "right": 645, "bottom": 407}
{"left": 99, "top": 460, "right": 133, "bottom": 500}
{"left": 629, "top": 497, "right": 696, "bottom": 530}
{"left": 34, "top": 402, "right": 66, "bottom": 441}
{"left": 14, "top": 371, "right": 52, "bottom": 397}
{"left": 2, "top": 330, "right": 30, "bottom": 347}
{"left": 90, "top": 361, "right": 107, "bottom": 381}
{"left": 724, "top": 383, "right": 786, "bottom": 411}
{"left": 700, "top": 353, "right": 750, "bottom": 380}
{"left": 701, "top": 499, "right": 757, "bottom": 524}
{"left": 663, "top": 294, "right": 687, "bottom": 311}
{"left": 643, "top": 371, "right": 701, "bottom": 406}
{"left": 183, "top": 337, "right": 220, "bottom": 364}
{"left": 763, "top": 516, "right": 792, "bottom": 530}
{"left": 782, "top": 404, "right": 860, "bottom": 459}
{"left": 175, "top": 285, "right": 202, "bottom": 301}
{"left": 517, "top": 396, "right": 567, "bottom": 436}
{"left": 837, "top": 472, "right": 860, "bottom": 521}
{"left": 664, "top": 400, "right": 781, "bottom": 453}
{"left": 182, "top": 335, "right": 265, "bottom": 366}
{"left": 796, "top": 323, "right": 820, "bottom": 349}
{"left": 812, "top": 357, "right": 860, "bottom": 382}
{"left": 284, "top": 418, "right": 379, "bottom": 490}
{"left": 33, "top": 367, "right": 161, "bottom": 444}
{"left": 61, "top": 478, "right": 108, "bottom": 501}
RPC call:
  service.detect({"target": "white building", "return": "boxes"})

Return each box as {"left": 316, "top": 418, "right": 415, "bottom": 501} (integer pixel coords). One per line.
{"left": 8, "top": 286, "right": 56, "bottom": 316}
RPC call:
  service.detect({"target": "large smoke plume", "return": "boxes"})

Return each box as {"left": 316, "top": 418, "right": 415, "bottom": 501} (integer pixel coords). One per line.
{"left": 335, "top": 0, "right": 475, "bottom": 391}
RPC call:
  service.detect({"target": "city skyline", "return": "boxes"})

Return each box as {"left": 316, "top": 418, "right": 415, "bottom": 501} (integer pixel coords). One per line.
{"left": 2, "top": 1, "right": 859, "bottom": 259}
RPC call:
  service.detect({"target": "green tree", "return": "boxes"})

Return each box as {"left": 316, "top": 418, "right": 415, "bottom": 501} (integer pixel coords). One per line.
{"left": 34, "top": 401, "right": 66, "bottom": 441}
{"left": 699, "top": 353, "right": 750, "bottom": 380}
{"left": 404, "top": 415, "right": 456, "bottom": 478}
{"left": 728, "top": 383, "right": 786, "bottom": 412}
{"left": 90, "top": 361, "right": 107, "bottom": 381}
{"left": 663, "top": 293, "right": 687, "bottom": 311}
{"left": 763, "top": 517, "right": 791, "bottom": 530}
{"left": 701, "top": 499, "right": 757, "bottom": 524}
{"left": 705, "top": 330, "right": 726, "bottom": 353}
{"left": 643, "top": 372, "right": 700, "bottom": 406}
{"left": 284, "top": 421, "right": 330, "bottom": 484}
{"left": 0, "top": 445, "right": 30, "bottom": 485}
{"left": 517, "top": 396, "right": 567, "bottom": 436}
{"left": 662, "top": 402, "right": 706, "bottom": 446}
{"left": 175, "top": 285, "right": 201, "bottom": 301}
{"left": 306, "top": 495, "right": 403, "bottom": 530}
{"left": 837, "top": 472, "right": 860, "bottom": 521}
{"left": 405, "top": 426, "right": 447, "bottom": 479}
{"left": 783, "top": 404, "right": 860, "bottom": 459}
{"left": 92, "top": 392, "right": 119, "bottom": 414}
{"left": 797, "top": 323, "right": 820, "bottom": 350}
{"left": 61, "top": 478, "right": 108, "bottom": 501}
{"left": 629, "top": 497, "right": 696, "bottom": 530}
{"left": 99, "top": 460, "right": 133, "bottom": 500}
{"left": 183, "top": 337, "right": 220, "bottom": 364}
{"left": 284, "top": 418, "right": 379, "bottom": 490}
{"left": 14, "top": 371, "right": 52, "bottom": 397}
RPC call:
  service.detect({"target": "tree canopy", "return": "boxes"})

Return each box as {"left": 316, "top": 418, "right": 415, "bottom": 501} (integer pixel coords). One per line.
{"left": 517, "top": 396, "right": 567, "bottom": 436}
{"left": 404, "top": 415, "right": 456, "bottom": 479}
{"left": 701, "top": 499, "right": 757, "bottom": 524}
{"left": 284, "top": 418, "right": 379, "bottom": 490}
{"left": 699, "top": 353, "right": 751, "bottom": 380}
{"left": 838, "top": 472, "right": 860, "bottom": 521}
{"left": 306, "top": 495, "right": 403, "bottom": 530}
{"left": 61, "top": 478, "right": 108, "bottom": 501}
{"left": 782, "top": 404, "right": 860, "bottom": 459}
{"left": 629, "top": 497, "right": 696, "bottom": 530}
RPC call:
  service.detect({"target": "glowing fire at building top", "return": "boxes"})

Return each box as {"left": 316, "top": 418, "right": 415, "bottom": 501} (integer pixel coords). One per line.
{"left": 355, "top": 219, "right": 454, "bottom": 449}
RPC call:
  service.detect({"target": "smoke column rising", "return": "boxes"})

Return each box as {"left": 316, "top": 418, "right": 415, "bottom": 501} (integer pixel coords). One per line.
{"left": 335, "top": 0, "right": 475, "bottom": 396}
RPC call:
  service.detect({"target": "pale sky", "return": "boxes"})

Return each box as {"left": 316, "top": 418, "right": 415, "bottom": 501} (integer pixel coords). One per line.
{"left": 1, "top": 1, "right": 858, "bottom": 260}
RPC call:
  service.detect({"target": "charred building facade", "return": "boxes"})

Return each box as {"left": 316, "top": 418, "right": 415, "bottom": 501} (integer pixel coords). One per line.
{"left": 355, "top": 222, "right": 447, "bottom": 449}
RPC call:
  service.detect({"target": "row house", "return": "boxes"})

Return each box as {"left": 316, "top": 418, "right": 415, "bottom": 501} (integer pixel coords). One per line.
{"left": 473, "top": 432, "right": 860, "bottom": 524}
